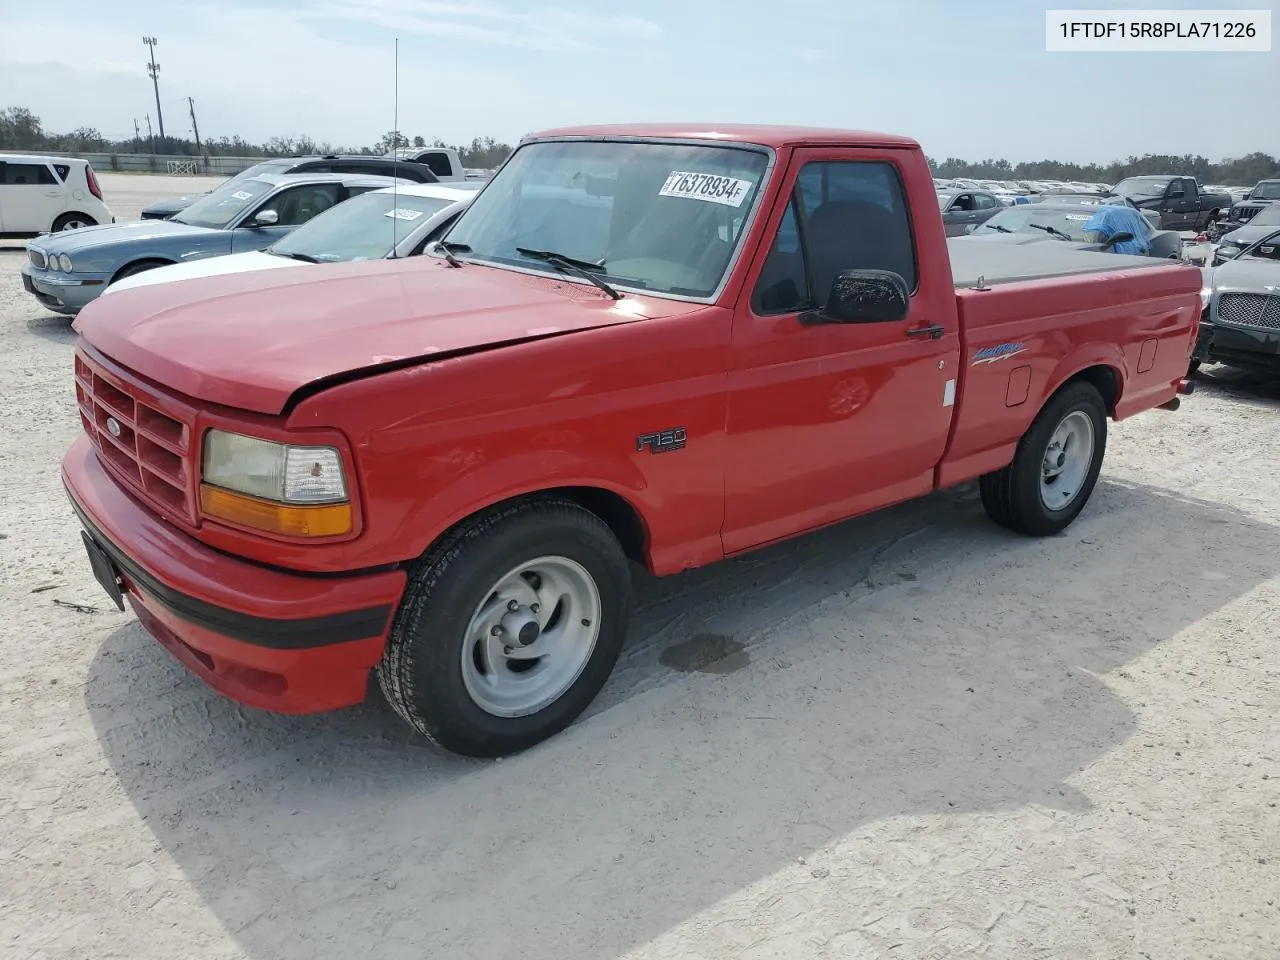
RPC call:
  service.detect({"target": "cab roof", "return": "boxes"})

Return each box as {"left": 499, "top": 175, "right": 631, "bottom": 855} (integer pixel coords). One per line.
{"left": 522, "top": 123, "right": 920, "bottom": 151}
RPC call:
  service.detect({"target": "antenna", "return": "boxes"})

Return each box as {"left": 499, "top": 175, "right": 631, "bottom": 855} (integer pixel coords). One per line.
{"left": 389, "top": 36, "right": 400, "bottom": 259}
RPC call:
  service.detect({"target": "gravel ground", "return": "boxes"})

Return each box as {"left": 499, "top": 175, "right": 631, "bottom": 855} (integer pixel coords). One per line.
{"left": 1, "top": 173, "right": 1278, "bottom": 960}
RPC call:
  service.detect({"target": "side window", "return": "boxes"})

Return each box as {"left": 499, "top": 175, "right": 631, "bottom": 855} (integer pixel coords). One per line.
{"left": 751, "top": 160, "right": 917, "bottom": 315}
{"left": 974, "top": 193, "right": 997, "bottom": 210}
{"left": 418, "top": 152, "right": 454, "bottom": 178}
{"left": 951, "top": 193, "right": 974, "bottom": 211}
{"left": 255, "top": 183, "right": 343, "bottom": 226}
{"left": 751, "top": 198, "right": 808, "bottom": 314}
{"left": 1167, "top": 179, "right": 1185, "bottom": 197}
{"left": 2, "top": 162, "right": 56, "bottom": 185}
{"left": 53, "top": 164, "right": 71, "bottom": 182}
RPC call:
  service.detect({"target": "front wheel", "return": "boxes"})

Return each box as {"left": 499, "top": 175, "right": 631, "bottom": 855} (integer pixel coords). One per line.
{"left": 377, "top": 497, "right": 632, "bottom": 757}
{"left": 979, "top": 381, "right": 1107, "bottom": 536}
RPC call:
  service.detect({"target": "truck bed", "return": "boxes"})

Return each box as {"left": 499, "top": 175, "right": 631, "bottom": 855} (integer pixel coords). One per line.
{"left": 947, "top": 237, "right": 1180, "bottom": 290}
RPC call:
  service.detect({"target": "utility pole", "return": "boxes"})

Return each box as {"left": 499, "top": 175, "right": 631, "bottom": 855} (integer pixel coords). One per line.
{"left": 133, "top": 118, "right": 141, "bottom": 148}
{"left": 186, "top": 96, "right": 202, "bottom": 154}
{"left": 144, "top": 113, "right": 155, "bottom": 154}
{"left": 143, "top": 36, "right": 165, "bottom": 141}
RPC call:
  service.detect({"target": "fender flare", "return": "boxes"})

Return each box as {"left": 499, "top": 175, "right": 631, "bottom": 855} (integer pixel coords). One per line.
{"left": 1041, "top": 343, "right": 1127, "bottom": 414}
{"left": 395, "top": 449, "right": 656, "bottom": 566}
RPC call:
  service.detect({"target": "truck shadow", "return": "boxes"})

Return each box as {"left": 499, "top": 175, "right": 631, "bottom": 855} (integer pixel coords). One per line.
{"left": 1193, "top": 363, "right": 1280, "bottom": 406}
{"left": 84, "top": 478, "right": 1277, "bottom": 960}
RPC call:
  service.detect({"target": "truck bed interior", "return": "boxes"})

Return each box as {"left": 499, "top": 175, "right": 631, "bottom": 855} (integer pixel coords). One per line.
{"left": 947, "top": 238, "right": 1182, "bottom": 290}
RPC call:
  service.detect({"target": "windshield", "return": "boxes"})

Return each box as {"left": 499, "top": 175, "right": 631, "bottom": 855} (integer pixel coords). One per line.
{"left": 440, "top": 139, "right": 770, "bottom": 299}
{"left": 268, "top": 191, "right": 458, "bottom": 262}
{"left": 1113, "top": 177, "right": 1171, "bottom": 199}
{"left": 225, "top": 159, "right": 294, "bottom": 187}
{"left": 974, "top": 207, "right": 1147, "bottom": 242}
{"left": 173, "top": 178, "right": 275, "bottom": 229}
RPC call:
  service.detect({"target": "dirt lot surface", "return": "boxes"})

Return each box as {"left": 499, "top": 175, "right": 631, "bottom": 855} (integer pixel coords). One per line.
{"left": 2, "top": 173, "right": 1278, "bottom": 960}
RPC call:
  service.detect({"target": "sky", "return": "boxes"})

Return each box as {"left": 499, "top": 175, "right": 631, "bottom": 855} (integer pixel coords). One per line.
{"left": 0, "top": 0, "right": 1276, "bottom": 163}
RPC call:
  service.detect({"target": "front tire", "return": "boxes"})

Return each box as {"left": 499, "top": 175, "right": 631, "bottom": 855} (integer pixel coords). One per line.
{"left": 377, "top": 497, "right": 632, "bottom": 757}
{"left": 979, "top": 381, "right": 1107, "bottom": 536}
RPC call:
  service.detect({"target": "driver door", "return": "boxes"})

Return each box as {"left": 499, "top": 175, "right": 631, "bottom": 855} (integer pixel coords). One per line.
{"left": 230, "top": 183, "right": 343, "bottom": 251}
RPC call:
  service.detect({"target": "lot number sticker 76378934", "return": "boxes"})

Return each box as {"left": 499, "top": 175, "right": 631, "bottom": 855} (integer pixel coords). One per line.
{"left": 658, "top": 171, "right": 754, "bottom": 207}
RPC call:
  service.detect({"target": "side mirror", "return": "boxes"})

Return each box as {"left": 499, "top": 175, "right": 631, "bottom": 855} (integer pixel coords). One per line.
{"left": 964, "top": 224, "right": 977, "bottom": 235}
{"left": 1101, "top": 231, "right": 1135, "bottom": 249}
{"left": 801, "top": 269, "right": 910, "bottom": 325}
{"left": 249, "top": 209, "right": 279, "bottom": 228}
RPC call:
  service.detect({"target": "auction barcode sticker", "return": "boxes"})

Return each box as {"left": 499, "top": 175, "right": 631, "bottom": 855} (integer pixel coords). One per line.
{"left": 1046, "top": 9, "right": 1271, "bottom": 51}
{"left": 658, "top": 171, "right": 753, "bottom": 207}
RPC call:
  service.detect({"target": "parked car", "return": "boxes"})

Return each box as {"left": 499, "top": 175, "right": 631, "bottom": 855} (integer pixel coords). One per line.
{"left": 1110, "top": 176, "right": 1232, "bottom": 231}
{"left": 936, "top": 189, "right": 1003, "bottom": 235}
{"left": 0, "top": 154, "right": 114, "bottom": 238}
{"left": 1212, "top": 202, "right": 1280, "bottom": 264}
{"left": 106, "top": 182, "right": 482, "bottom": 295}
{"left": 21, "top": 172, "right": 408, "bottom": 314}
{"left": 1192, "top": 228, "right": 1280, "bottom": 374}
{"left": 964, "top": 201, "right": 1182, "bottom": 258}
{"left": 1028, "top": 192, "right": 1164, "bottom": 232}
{"left": 139, "top": 154, "right": 441, "bottom": 221}
{"left": 1209, "top": 178, "right": 1280, "bottom": 240}
{"left": 62, "top": 124, "right": 1201, "bottom": 757}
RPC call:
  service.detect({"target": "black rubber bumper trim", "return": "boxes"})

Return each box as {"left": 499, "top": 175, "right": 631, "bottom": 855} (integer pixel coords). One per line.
{"left": 67, "top": 492, "right": 394, "bottom": 650}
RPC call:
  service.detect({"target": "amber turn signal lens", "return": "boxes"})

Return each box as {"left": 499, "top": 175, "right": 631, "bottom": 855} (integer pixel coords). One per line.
{"left": 199, "top": 484, "right": 352, "bottom": 537}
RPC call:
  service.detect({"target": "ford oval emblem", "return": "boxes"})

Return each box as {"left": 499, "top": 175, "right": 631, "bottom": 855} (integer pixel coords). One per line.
{"left": 105, "top": 416, "right": 122, "bottom": 438}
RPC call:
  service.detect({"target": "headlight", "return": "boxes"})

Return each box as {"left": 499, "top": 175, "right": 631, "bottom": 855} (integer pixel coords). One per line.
{"left": 58, "top": 254, "right": 73, "bottom": 272}
{"left": 1200, "top": 286, "right": 1212, "bottom": 309}
{"left": 199, "top": 429, "right": 352, "bottom": 537}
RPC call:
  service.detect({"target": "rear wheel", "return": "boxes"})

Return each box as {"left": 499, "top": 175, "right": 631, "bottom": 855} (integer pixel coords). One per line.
{"left": 52, "top": 213, "right": 96, "bottom": 232}
{"left": 377, "top": 497, "right": 632, "bottom": 757}
{"left": 980, "top": 381, "right": 1107, "bottom": 536}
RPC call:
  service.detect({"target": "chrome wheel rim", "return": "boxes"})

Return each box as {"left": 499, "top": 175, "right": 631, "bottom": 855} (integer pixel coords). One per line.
{"left": 58, "top": 219, "right": 89, "bottom": 231}
{"left": 460, "top": 556, "right": 601, "bottom": 718}
{"left": 1039, "top": 410, "right": 1095, "bottom": 512}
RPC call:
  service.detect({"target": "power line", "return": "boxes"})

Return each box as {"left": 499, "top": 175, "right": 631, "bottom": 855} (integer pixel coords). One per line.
{"left": 143, "top": 36, "right": 164, "bottom": 140}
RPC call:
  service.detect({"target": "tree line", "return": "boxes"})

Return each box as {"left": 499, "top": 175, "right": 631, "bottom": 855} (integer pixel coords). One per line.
{"left": 0, "top": 106, "right": 514, "bottom": 169}
{"left": 3, "top": 105, "right": 1278, "bottom": 185}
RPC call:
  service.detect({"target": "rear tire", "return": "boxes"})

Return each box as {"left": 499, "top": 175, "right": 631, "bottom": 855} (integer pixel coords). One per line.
{"left": 52, "top": 213, "right": 96, "bottom": 232}
{"left": 979, "top": 381, "right": 1107, "bottom": 537}
{"left": 377, "top": 497, "right": 632, "bottom": 757}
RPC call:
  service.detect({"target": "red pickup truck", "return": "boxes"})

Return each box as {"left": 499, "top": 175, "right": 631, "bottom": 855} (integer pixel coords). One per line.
{"left": 63, "top": 124, "right": 1200, "bottom": 757}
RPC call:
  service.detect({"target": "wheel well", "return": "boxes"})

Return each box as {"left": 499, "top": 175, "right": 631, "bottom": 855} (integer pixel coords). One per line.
{"left": 1062, "top": 365, "right": 1119, "bottom": 414}
{"left": 545, "top": 486, "right": 650, "bottom": 569}
{"left": 110, "top": 258, "right": 174, "bottom": 285}
{"left": 53, "top": 211, "right": 95, "bottom": 227}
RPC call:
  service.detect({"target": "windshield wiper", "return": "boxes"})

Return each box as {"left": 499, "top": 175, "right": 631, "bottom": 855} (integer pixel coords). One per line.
{"left": 1029, "top": 223, "right": 1072, "bottom": 241}
{"left": 269, "top": 250, "right": 320, "bottom": 263}
{"left": 429, "top": 240, "right": 464, "bottom": 268}
{"left": 983, "top": 223, "right": 1013, "bottom": 233}
{"left": 515, "top": 246, "right": 621, "bottom": 300}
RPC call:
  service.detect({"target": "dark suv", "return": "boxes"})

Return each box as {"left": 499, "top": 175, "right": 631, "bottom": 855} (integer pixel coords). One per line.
{"left": 140, "top": 155, "right": 440, "bottom": 220}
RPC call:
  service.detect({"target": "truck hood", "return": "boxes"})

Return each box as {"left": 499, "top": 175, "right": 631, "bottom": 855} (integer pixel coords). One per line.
{"left": 32, "top": 218, "right": 217, "bottom": 254}
{"left": 74, "top": 256, "right": 697, "bottom": 415}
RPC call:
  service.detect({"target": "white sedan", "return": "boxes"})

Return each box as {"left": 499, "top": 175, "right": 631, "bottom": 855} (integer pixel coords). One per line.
{"left": 105, "top": 181, "right": 481, "bottom": 295}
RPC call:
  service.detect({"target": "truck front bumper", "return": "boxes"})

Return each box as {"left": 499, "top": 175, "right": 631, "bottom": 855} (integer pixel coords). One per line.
{"left": 61, "top": 436, "right": 407, "bottom": 713}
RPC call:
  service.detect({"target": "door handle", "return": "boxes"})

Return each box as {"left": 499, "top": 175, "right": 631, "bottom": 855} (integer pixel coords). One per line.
{"left": 45, "top": 191, "right": 62, "bottom": 198}
{"left": 966, "top": 214, "right": 977, "bottom": 219}
{"left": 906, "top": 324, "right": 945, "bottom": 340}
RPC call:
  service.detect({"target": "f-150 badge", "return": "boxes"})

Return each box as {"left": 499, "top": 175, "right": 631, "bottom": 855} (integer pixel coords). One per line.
{"left": 972, "top": 342, "right": 1027, "bottom": 365}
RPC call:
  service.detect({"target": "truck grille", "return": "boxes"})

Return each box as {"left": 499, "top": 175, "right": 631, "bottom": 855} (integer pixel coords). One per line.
{"left": 74, "top": 348, "right": 198, "bottom": 525}
{"left": 28, "top": 249, "right": 47, "bottom": 269}
{"left": 1217, "top": 293, "right": 1280, "bottom": 331}
{"left": 1233, "top": 204, "right": 1264, "bottom": 222}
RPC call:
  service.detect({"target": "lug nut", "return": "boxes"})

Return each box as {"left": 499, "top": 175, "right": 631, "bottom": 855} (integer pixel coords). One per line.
{"left": 530, "top": 603, "right": 540, "bottom": 614}
{"left": 507, "top": 599, "right": 520, "bottom": 612}
{"left": 503, "top": 646, "right": 513, "bottom": 655}
{"left": 490, "top": 625, "right": 503, "bottom": 637}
